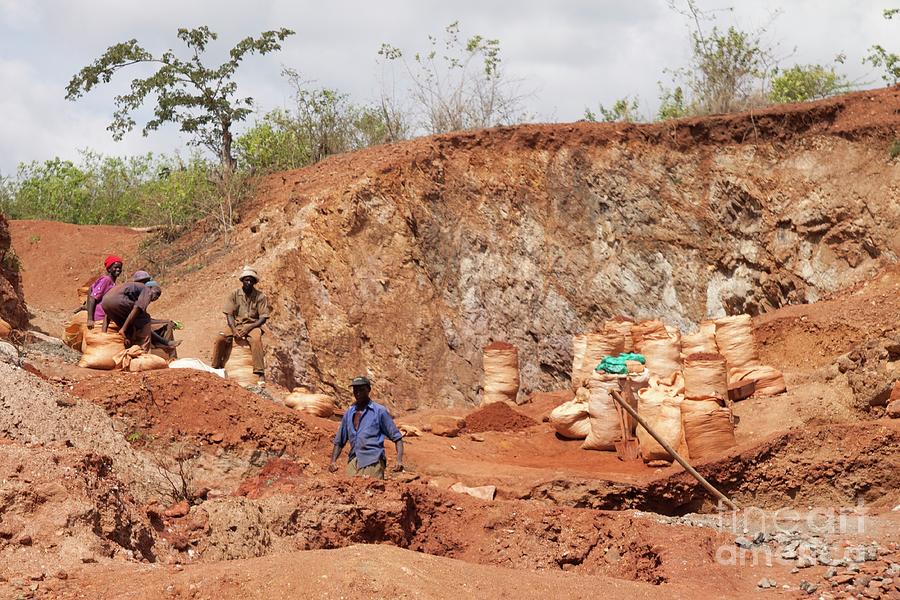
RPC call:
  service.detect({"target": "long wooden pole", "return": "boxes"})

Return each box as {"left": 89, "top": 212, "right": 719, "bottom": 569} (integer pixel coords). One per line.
{"left": 610, "top": 389, "right": 740, "bottom": 511}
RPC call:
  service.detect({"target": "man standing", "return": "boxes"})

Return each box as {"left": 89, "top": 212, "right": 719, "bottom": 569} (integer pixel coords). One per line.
{"left": 211, "top": 267, "right": 269, "bottom": 380}
{"left": 330, "top": 377, "right": 405, "bottom": 479}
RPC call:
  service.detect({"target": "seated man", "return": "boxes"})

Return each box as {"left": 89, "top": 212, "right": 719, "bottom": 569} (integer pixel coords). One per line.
{"left": 211, "top": 267, "right": 269, "bottom": 381}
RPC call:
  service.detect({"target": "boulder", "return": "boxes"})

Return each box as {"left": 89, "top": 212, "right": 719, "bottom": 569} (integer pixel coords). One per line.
{"left": 430, "top": 416, "right": 465, "bottom": 437}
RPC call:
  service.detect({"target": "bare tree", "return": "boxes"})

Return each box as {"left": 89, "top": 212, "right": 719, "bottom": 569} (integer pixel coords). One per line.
{"left": 379, "top": 22, "right": 528, "bottom": 134}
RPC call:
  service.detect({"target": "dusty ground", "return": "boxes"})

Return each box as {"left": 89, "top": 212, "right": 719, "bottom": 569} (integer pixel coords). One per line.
{"left": 2, "top": 88, "right": 900, "bottom": 599}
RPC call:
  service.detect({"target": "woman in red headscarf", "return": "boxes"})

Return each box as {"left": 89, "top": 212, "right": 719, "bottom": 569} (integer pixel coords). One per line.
{"left": 86, "top": 255, "right": 123, "bottom": 330}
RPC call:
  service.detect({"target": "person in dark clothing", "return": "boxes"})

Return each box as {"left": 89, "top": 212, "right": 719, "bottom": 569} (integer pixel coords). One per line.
{"left": 101, "top": 281, "right": 179, "bottom": 350}
{"left": 330, "top": 377, "right": 404, "bottom": 479}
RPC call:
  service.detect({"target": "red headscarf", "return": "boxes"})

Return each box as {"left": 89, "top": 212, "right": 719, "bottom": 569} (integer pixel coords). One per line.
{"left": 104, "top": 255, "right": 123, "bottom": 269}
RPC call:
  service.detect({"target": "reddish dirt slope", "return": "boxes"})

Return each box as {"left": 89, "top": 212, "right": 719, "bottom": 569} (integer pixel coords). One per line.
{"left": 9, "top": 220, "right": 147, "bottom": 334}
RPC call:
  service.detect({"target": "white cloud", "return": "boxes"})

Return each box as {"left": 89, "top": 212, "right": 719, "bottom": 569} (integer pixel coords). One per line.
{"left": 0, "top": 0, "right": 895, "bottom": 172}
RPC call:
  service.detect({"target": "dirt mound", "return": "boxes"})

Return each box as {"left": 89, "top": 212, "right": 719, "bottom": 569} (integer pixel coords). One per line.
{"left": 0, "top": 214, "right": 28, "bottom": 329}
{"left": 526, "top": 420, "right": 900, "bottom": 514}
{"left": 0, "top": 442, "right": 166, "bottom": 578}
{"left": 69, "top": 369, "right": 331, "bottom": 463}
{"left": 0, "top": 362, "right": 170, "bottom": 501}
{"left": 464, "top": 402, "right": 537, "bottom": 433}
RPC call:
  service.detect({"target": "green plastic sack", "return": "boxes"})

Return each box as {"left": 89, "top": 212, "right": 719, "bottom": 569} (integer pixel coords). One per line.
{"left": 595, "top": 353, "right": 646, "bottom": 375}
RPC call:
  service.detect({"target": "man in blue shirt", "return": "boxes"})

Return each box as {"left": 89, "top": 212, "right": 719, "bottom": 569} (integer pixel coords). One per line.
{"left": 329, "top": 377, "right": 405, "bottom": 479}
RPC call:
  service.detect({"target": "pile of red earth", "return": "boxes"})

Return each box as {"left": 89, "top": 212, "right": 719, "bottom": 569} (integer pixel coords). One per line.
{"left": 69, "top": 369, "right": 332, "bottom": 456}
{"left": 463, "top": 402, "right": 537, "bottom": 433}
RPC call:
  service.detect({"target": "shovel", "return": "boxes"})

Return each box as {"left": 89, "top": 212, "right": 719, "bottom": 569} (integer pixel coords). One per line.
{"left": 613, "top": 390, "right": 641, "bottom": 461}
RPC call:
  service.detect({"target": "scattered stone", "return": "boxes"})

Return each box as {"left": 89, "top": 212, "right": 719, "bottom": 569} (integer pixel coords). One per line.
{"left": 164, "top": 500, "right": 190, "bottom": 518}
{"left": 752, "top": 531, "right": 767, "bottom": 544}
{"left": 468, "top": 433, "right": 485, "bottom": 442}
{"left": 429, "top": 415, "right": 465, "bottom": 437}
{"left": 757, "top": 578, "right": 777, "bottom": 589}
{"left": 831, "top": 574, "right": 855, "bottom": 585}
{"left": 782, "top": 549, "right": 798, "bottom": 560}
{"left": 17, "top": 534, "right": 32, "bottom": 546}
{"left": 799, "top": 581, "right": 818, "bottom": 595}
{"left": 824, "top": 567, "right": 837, "bottom": 579}
{"left": 797, "top": 557, "right": 815, "bottom": 568}
{"left": 449, "top": 482, "right": 496, "bottom": 501}
{"left": 791, "top": 567, "right": 799, "bottom": 574}
{"left": 55, "top": 571, "right": 68, "bottom": 581}
{"left": 735, "top": 536, "right": 753, "bottom": 549}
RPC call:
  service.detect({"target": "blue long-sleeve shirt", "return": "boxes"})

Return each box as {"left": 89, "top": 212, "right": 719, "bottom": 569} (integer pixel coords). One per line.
{"left": 333, "top": 401, "right": 403, "bottom": 468}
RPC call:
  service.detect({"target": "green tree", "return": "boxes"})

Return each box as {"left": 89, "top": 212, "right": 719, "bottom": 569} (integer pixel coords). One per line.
{"left": 769, "top": 64, "right": 850, "bottom": 103}
{"left": 664, "top": 0, "right": 777, "bottom": 115}
{"left": 583, "top": 97, "right": 641, "bottom": 122}
{"left": 65, "top": 26, "right": 294, "bottom": 171}
{"left": 864, "top": 8, "right": 900, "bottom": 84}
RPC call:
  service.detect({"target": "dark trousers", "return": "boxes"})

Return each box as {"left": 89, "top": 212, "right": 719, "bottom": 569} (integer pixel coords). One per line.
{"left": 211, "top": 329, "right": 265, "bottom": 374}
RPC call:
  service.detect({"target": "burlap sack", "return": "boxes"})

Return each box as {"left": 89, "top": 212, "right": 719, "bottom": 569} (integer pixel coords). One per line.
{"left": 79, "top": 329, "right": 126, "bottom": 370}
{"left": 631, "top": 320, "right": 668, "bottom": 350}
{"left": 549, "top": 388, "right": 591, "bottom": 439}
{"left": 0, "top": 317, "right": 10, "bottom": 338}
{"left": 582, "top": 375, "right": 622, "bottom": 451}
{"left": 285, "top": 389, "right": 336, "bottom": 417}
{"left": 681, "top": 321, "right": 718, "bottom": 357}
{"left": 225, "top": 340, "right": 257, "bottom": 387}
{"left": 683, "top": 353, "right": 728, "bottom": 402}
{"left": 576, "top": 332, "right": 626, "bottom": 387}
{"left": 714, "top": 315, "right": 760, "bottom": 381}
{"left": 636, "top": 390, "right": 683, "bottom": 462}
{"left": 732, "top": 365, "right": 787, "bottom": 396}
{"left": 603, "top": 317, "right": 635, "bottom": 353}
{"left": 483, "top": 342, "right": 520, "bottom": 404}
{"left": 571, "top": 334, "right": 587, "bottom": 387}
{"left": 64, "top": 312, "right": 88, "bottom": 350}
{"left": 113, "top": 345, "right": 167, "bottom": 372}
{"left": 641, "top": 337, "right": 682, "bottom": 379}
{"left": 682, "top": 405, "right": 736, "bottom": 460}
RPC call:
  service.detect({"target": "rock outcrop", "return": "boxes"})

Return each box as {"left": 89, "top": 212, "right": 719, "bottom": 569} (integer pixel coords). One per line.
{"left": 0, "top": 213, "right": 28, "bottom": 329}
{"left": 161, "top": 88, "right": 900, "bottom": 408}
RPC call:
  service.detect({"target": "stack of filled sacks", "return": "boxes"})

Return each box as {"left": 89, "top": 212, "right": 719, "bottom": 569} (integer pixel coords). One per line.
{"left": 581, "top": 359, "right": 650, "bottom": 450}
{"left": 714, "top": 315, "right": 786, "bottom": 396}
{"left": 285, "top": 388, "right": 337, "bottom": 417}
{"left": 631, "top": 320, "right": 682, "bottom": 379}
{"left": 570, "top": 326, "right": 626, "bottom": 388}
{"left": 636, "top": 372, "right": 685, "bottom": 463}
{"left": 482, "top": 342, "right": 520, "bottom": 404}
{"left": 680, "top": 352, "right": 736, "bottom": 460}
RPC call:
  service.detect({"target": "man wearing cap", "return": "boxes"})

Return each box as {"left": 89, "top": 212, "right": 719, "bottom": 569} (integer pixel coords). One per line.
{"left": 131, "top": 270, "right": 178, "bottom": 354}
{"left": 101, "top": 280, "right": 178, "bottom": 350}
{"left": 211, "top": 267, "right": 269, "bottom": 379}
{"left": 329, "top": 377, "right": 405, "bottom": 479}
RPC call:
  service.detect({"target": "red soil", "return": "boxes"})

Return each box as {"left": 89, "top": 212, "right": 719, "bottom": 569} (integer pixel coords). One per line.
{"left": 484, "top": 340, "right": 516, "bottom": 350}
{"left": 463, "top": 402, "right": 537, "bottom": 433}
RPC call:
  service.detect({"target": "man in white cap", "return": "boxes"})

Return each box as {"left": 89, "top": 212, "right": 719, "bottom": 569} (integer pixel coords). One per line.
{"left": 211, "top": 266, "right": 269, "bottom": 380}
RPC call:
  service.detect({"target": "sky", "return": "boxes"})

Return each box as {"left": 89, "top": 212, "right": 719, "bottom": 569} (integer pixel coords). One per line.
{"left": 0, "top": 0, "right": 895, "bottom": 173}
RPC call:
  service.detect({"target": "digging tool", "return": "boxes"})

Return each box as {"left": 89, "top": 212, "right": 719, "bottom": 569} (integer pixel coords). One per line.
{"left": 609, "top": 389, "right": 740, "bottom": 511}
{"left": 613, "top": 394, "right": 640, "bottom": 461}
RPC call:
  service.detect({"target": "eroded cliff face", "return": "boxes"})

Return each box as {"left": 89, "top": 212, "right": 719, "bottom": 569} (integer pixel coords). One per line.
{"left": 0, "top": 213, "right": 28, "bottom": 329}
{"left": 179, "top": 88, "right": 900, "bottom": 409}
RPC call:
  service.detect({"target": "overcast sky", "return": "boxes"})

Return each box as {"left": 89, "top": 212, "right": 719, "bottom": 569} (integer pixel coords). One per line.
{"left": 0, "top": 0, "right": 895, "bottom": 173}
